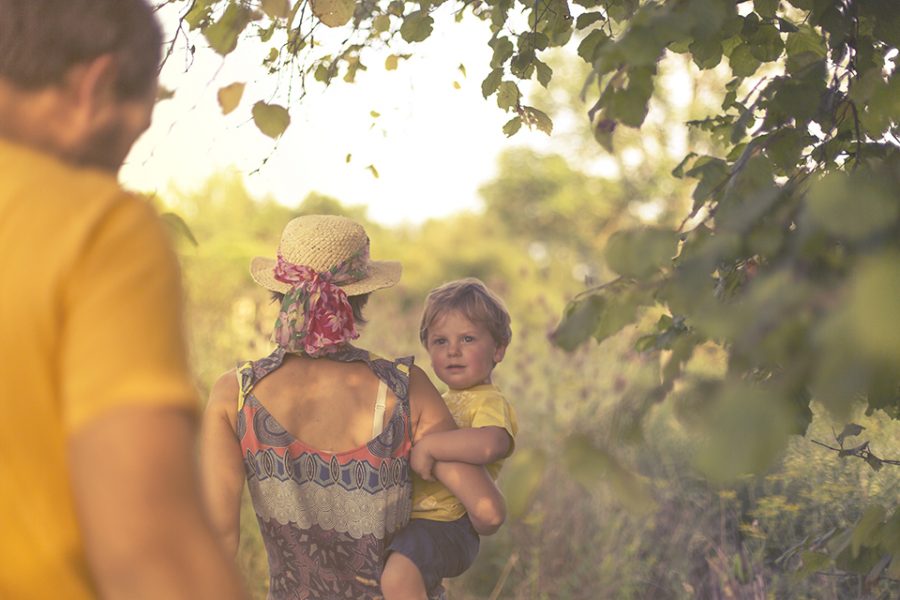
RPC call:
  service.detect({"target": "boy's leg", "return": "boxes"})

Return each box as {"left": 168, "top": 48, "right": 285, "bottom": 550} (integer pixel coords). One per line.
{"left": 381, "top": 552, "right": 428, "bottom": 600}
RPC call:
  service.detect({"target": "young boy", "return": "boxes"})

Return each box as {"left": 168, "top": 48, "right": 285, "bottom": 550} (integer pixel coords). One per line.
{"left": 382, "top": 278, "right": 518, "bottom": 599}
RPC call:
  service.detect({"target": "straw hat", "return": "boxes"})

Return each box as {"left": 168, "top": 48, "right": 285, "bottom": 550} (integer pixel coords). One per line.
{"left": 250, "top": 215, "right": 401, "bottom": 296}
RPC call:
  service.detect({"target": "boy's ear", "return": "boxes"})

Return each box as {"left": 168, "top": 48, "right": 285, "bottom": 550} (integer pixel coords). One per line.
{"left": 493, "top": 344, "right": 507, "bottom": 364}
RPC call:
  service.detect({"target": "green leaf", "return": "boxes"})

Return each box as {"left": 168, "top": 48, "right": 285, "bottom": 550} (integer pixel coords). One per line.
{"left": 749, "top": 23, "right": 784, "bottom": 62}
{"left": 776, "top": 17, "right": 798, "bottom": 32}
{"left": 671, "top": 152, "right": 699, "bottom": 178}
{"left": 807, "top": 172, "right": 899, "bottom": 242}
{"left": 696, "top": 384, "right": 794, "bottom": 481}
{"left": 510, "top": 51, "right": 535, "bottom": 80}
{"left": 185, "top": 0, "right": 215, "bottom": 30}
{"left": 592, "top": 282, "right": 651, "bottom": 343}
{"left": 160, "top": 212, "right": 198, "bottom": 247}
{"left": 521, "top": 106, "right": 553, "bottom": 135}
{"left": 836, "top": 423, "right": 865, "bottom": 445}
{"left": 156, "top": 86, "right": 175, "bottom": 102}
{"left": 399, "top": 10, "right": 433, "bottom": 42}
{"left": 518, "top": 31, "right": 549, "bottom": 52}
{"left": 576, "top": 11, "right": 606, "bottom": 30}
{"left": 563, "top": 434, "right": 654, "bottom": 513}
{"left": 577, "top": 30, "right": 608, "bottom": 63}
{"left": 765, "top": 128, "right": 813, "bottom": 173}
{"left": 754, "top": 0, "right": 778, "bottom": 19}
{"left": 551, "top": 294, "right": 605, "bottom": 351}
{"left": 489, "top": 36, "right": 515, "bottom": 68}
{"left": 384, "top": 54, "right": 399, "bottom": 70}
{"left": 310, "top": 0, "right": 356, "bottom": 27}
{"left": 685, "top": 156, "right": 729, "bottom": 205}
{"left": 852, "top": 506, "right": 887, "bottom": 558}
{"left": 366, "top": 164, "right": 379, "bottom": 178}
{"left": 785, "top": 26, "right": 827, "bottom": 73}
{"left": 251, "top": 101, "right": 290, "bottom": 138}
{"left": 217, "top": 82, "right": 245, "bottom": 115}
{"left": 501, "top": 448, "right": 547, "bottom": 520}
{"left": 729, "top": 43, "right": 761, "bottom": 77}
{"left": 261, "top": 0, "right": 291, "bottom": 19}
{"left": 502, "top": 116, "right": 522, "bottom": 137}
{"left": 496, "top": 81, "right": 521, "bottom": 111}
{"left": 481, "top": 68, "right": 503, "bottom": 98}
{"left": 848, "top": 253, "right": 900, "bottom": 365}
{"left": 796, "top": 551, "right": 831, "bottom": 579}
{"left": 865, "top": 454, "right": 884, "bottom": 472}
{"left": 593, "top": 117, "right": 616, "bottom": 151}
{"left": 535, "top": 60, "right": 553, "bottom": 87}
{"left": 372, "top": 14, "right": 391, "bottom": 32}
{"left": 690, "top": 38, "right": 723, "bottom": 70}
{"left": 604, "top": 227, "right": 679, "bottom": 279}
{"left": 606, "top": 67, "right": 654, "bottom": 127}
{"left": 204, "top": 3, "right": 253, "bottom": 56}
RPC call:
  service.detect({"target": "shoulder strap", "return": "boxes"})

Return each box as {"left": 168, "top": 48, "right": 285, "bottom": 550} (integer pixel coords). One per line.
{"left": 371, "top": 380, "right": 387, "bottom": 438}
{"left": 236, "top": 347, "right": 287, "bottom": 411}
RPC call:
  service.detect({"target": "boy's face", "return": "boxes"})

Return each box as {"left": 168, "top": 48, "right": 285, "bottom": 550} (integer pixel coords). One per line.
{"left": 426, "top": 309, "right": 506, "bottom": 390}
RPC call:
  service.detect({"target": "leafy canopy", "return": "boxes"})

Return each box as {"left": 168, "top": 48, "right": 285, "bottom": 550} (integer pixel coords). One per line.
{"left": 160, "top": 0, "right": 900, "bottom": 582}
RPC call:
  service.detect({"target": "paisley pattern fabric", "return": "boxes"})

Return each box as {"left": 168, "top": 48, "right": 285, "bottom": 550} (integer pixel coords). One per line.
{"left": 237, "top": 346, "right": 416, "bottom": 600}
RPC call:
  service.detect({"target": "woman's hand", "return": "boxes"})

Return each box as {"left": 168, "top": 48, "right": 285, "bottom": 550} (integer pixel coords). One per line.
{"left": 410, "top": 439, "right": 437, "bottom": 481}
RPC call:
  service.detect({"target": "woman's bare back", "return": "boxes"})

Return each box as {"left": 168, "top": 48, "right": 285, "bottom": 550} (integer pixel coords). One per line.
{"left": 249, "top": 353, "right": 398, "bottom": 453}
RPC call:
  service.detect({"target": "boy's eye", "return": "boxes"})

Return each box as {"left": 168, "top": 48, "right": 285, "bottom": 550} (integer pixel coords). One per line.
{"left": 463, "top": 335, "right": 475, "bottom": 343}
{"left": 431, "top": 338, "right": 446, "bottom": 345}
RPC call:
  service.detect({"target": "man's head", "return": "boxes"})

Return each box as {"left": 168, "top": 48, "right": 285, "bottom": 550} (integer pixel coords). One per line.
{"left": 0, "top": 0, "right": 162, "bottom": 171}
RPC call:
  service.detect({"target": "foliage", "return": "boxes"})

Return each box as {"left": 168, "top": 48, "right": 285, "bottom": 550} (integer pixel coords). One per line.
{"left": 153, "top": 0, "right": 900, "bottom": 590}
{"left": 549, "top": 0, "right": 900, "bottom": 479}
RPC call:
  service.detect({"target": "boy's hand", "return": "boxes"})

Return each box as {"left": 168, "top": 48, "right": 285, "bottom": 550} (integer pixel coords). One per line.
{"left": 410, "top": 441, "right": 437, "bottom": 481}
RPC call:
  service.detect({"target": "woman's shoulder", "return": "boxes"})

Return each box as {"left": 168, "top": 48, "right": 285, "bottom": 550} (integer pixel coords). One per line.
{"left": 208, "top": 369, "right": 240, "bottom": 407}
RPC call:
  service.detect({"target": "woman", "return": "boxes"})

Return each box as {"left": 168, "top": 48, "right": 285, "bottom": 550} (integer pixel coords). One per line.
{"left": 200, "top": 215, "right": 504, "bottom": 599}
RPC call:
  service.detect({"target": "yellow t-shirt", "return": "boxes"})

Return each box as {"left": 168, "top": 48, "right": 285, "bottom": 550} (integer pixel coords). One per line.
{"left": 411, "top": 384, "right": 518, "bottom": 522}
{"left": 0, "top": 139, "right": 198, "bottom": 599}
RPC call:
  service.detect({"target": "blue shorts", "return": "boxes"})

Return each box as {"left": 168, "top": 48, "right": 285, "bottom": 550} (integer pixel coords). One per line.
{"left": 387, "top": 515, "right": 480, "bottom": 593}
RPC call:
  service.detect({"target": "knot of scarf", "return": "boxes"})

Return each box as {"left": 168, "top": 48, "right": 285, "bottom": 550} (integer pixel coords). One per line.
{"left": 271, "top": 250, "right": 367, "bottom": 355}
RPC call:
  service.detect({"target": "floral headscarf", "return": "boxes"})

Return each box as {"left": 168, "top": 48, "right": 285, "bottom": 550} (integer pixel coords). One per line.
{"left": 271, "top": 248, "right": 368, "bottom": 355}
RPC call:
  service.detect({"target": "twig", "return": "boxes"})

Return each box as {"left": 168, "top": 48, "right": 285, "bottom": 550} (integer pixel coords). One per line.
{"left": 488, "top": 552, "right": 519, "bottom": 600}
{"left": 159, "top": 0, "right": 197, "bottom": 73}
{"left": 848, "top": 100, "right": 863, "bottom": 169}
{"left": 811, "top": 438, "right": 900, "bottom": 467}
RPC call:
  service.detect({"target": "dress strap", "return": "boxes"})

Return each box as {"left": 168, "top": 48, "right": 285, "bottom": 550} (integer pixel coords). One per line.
{"left": 371, "top": 379, "right": 387, "bottom": 438}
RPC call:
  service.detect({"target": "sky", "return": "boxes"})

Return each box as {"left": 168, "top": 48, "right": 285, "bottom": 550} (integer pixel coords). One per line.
{"left": 121, "top": 5, "right": 552, "bottom": 226}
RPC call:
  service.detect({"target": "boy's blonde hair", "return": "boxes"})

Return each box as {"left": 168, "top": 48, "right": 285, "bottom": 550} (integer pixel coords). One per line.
{"left": 419, "top": 278, "right": 512, "bottom": 348}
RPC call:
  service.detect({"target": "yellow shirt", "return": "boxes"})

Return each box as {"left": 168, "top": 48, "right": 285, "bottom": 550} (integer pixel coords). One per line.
{"left": 411, "top": 384, "right": 518, "bottom": 522}
{"left": 0, "top": 139, "right": 198, "bottom": 599}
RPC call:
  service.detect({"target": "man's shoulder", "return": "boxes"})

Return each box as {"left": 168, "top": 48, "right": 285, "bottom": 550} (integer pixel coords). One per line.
{"left": 1, "top": 138, "right": 123, "bottom": 201}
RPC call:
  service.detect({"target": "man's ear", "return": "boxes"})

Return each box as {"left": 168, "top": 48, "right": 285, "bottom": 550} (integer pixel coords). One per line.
{"left": 64, "top": 54, "right": 119, "bottom": 122}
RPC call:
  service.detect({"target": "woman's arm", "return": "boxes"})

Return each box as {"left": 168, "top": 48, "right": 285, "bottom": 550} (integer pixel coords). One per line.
{"left": 199, "top": 370, "right": 247, "bottom": 557}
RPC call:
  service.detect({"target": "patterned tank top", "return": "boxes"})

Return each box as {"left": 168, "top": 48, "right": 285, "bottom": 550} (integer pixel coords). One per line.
{"left": 237, "top": 346, "right": 414, "bottom": 599}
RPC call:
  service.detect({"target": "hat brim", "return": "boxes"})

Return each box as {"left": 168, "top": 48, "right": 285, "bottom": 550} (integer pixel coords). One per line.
{"left": 249, "top": 257, "right": 402, "bottom": 296}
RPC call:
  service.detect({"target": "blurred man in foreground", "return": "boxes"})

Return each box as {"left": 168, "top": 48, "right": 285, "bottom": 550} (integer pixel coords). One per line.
{"left": 0, "top": 1, "right": 247, "bottom": 598}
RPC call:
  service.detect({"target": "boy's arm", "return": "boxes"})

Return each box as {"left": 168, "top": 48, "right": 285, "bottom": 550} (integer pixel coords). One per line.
{"left": 410, "top": 426, "right": 512, "bottom": 480}
{"left": 432, "top": 461, "right": 506, "bottom": 536}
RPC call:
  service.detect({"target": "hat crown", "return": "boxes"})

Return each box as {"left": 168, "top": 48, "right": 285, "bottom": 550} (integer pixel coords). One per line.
{"left": 278, "top": 215, "right": 369, "bottom": 272}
